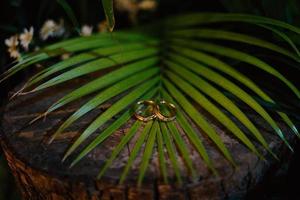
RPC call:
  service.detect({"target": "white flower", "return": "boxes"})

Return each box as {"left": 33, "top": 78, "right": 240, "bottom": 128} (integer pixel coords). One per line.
{"left": 138, "top": 0, "right": 157, "bottom": 10}
{"left": 5, "top": 35, "right": 20, "bottom": 59}
{"left": 40, "top": 19, "right": 65, "bottom": 40}
{"left": 19, "top": 26, "right": 34, "bottom": 50}
{"left": 5, "top": 35, "right": 19, "bottom": 48}
{"left": 8, "top": 47, "right": 20, "bottom": 59}
{"left": 81, "top": 25, "right": 93, "bottom": 36}
{"left": 40, "top": 20, "right": 56, "bottom": 40}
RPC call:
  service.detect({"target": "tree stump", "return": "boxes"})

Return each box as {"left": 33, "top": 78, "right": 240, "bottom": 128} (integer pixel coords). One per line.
{"left": 0, "top": 82, "right": 296, "bottom": 200}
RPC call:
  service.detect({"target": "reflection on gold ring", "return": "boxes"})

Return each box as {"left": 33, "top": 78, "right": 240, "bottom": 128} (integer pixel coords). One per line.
{"left": 155, "top": 100, "right": 176, "bottom": 122}
{"left": 134, "top": 100, "right": 156, "bottom": 122}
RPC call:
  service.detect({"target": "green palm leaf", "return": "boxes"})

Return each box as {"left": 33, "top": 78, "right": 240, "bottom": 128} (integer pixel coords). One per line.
{"left": 0, "top": 32, "right": 154, "bottom": 83}
{"left": 156, "top": 122, "right": 169, "bottom": 183}
{"left": 101, "top": 0, "right": 115, "bottom": 32}
{"left": 50, "top": 68, "right": 159, "bottom": 144}
{"left": 167, "top": 53, "right": 298, "bottom": 142}
{"left": 164, "top": 60, "right": 274, "bottom": 157}
{"left": 25, "top": 41, "right": 158, "bottom": 90}
{"left": 97, "top": 121, "right": 142, "bottom": 179}
{"left": 159, "top": 122, "right": 182, "bottom": 184}
{"left": 137, "top": 120, "right": 158, "bottom": 186}
{"left": 167, "top": 28, "right": 300, "bottom": 64}
{"left": 69, "top": 109, "right": 132, "bottom": 166}
{"left": 46, "top": 57, "right": 159, "bottom": 114}
{"left": 62, "top": 77, "right": 159, "bottom": 161}
{"left": 169, "top": 54, "right": 299, "bottom": 135}
{"left": 258, "top": 24, "right": 300, "bottom": 57}
{"left": 165, "top": 71, "right": 262, "bottom": 158}
{"left": 167, "top": 49, "right": 295, "bottom": 150}
{"left": 170, "top": 40, "right": 300, "bottom": 98}
{"left": 167, "top": 122, "right": 197, "bottom": 179}
{"left": 32, "top": 48, "right": 158, "bottom": 92}
{"left": 119, "top": 121, "right": 153, "bottom": 184}
{"left": 2, "top": 12, "right": 299, "bottom": 186}
{"left": 165, "top": 13, "right": 300, "bottom": 34}
{"left": 163, "top": 79, "right": 235, "bottom": 165}
{"left": 72, "top": 87, "right": 157, "bottom": 170}
{"left": 162, "top": 90, "right": 217, "bottom": 174}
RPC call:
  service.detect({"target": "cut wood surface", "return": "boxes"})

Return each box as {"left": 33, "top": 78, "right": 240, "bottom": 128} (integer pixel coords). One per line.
{"left": 0, "top": 82, "right": 296, "bottom": 200}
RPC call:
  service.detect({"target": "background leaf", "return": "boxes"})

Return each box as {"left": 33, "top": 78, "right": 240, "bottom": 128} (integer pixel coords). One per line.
{"left": 101, "top": 0, "right": 115, "bottom": 32}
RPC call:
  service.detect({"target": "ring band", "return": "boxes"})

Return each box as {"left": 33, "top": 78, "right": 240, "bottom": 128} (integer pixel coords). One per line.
{"left": 134, "top": 100, "right": 157, "bottom": 122}
{"left": 155, "top": 100, "right": 176, "bottom": 122}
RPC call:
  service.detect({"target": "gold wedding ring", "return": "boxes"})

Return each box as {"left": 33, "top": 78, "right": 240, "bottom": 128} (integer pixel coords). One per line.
{"left": 134, "top": 100, "right": 177, "bottom": 122}
{"left": 155, "top": 100, "right": 177, "bottom": 122}
{"left": 134, "top": 100, "right": 157, "bottom": 122}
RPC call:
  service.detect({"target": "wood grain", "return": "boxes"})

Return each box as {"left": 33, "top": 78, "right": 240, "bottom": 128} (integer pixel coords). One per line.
{"left": 0, "top": 82, "right": 296, "bottom": 199}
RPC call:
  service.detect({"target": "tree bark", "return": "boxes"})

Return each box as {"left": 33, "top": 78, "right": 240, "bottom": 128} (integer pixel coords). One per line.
{"left": 0, "top": 82, "right": 296, "bottom": 200}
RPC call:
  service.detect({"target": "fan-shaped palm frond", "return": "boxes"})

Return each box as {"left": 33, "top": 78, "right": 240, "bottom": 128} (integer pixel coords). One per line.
{"left": 2, "top": 13, "right": 300, "bottom": 186}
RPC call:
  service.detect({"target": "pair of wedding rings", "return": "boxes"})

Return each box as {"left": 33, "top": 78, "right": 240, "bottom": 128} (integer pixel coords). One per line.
{"left": 134, "top": 100, "right": 177, "bottom": 122}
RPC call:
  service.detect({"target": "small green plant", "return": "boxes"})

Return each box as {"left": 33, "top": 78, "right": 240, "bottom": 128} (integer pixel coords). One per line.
{"left": 1, "top": 1, "right": 300, "bottom": 186}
